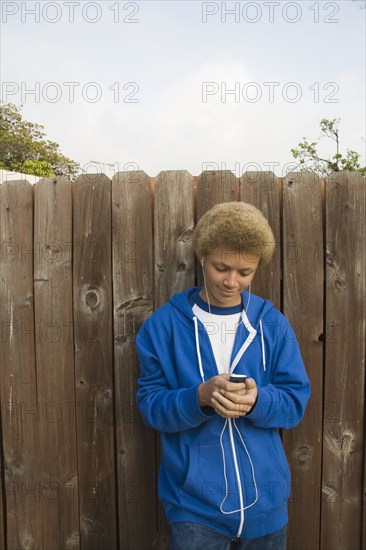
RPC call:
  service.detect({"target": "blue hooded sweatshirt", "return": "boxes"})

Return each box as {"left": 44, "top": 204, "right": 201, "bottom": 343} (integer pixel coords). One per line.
{"left": 136, "top": 287, "right": 310, "bottom": 540}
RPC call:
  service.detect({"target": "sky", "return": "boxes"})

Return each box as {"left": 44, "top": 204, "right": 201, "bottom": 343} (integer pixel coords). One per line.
{"left": 1, "top": 0, "right": 365, "bottom": 178}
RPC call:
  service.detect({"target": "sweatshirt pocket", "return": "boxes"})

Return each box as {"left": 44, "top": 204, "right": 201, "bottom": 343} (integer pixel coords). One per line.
{"left": 180, "top": 442, "right": 234, "bottom": 510}
{"left": 181, "top": 444, "right": 198, "bottom": 494}
{"left": 266, "top": 430, "right": 291, "bottom": 483}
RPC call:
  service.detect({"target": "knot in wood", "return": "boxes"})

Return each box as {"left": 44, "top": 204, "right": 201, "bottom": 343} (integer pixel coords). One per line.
{"left": 115, "top": 335, "right": 128, "bottom": 344}
{"left": 102, "top": 389, "right": 111, "bottom": 401}
{"left": 85, "top": 289, "right": 100, "bottom": 309}
{"left": 178, "top": 227, "right": 193, "bottom": 243}
{"left": 325, "top": 252, "right": 336, "bottom": 268}
{"left": 335, "top": 278, "right": 345, "bottom": 290}
{"left": 293, "top": 445, "right": 313, "bottom": 463}
{"left": 116, "top": 297, "right": 153, "bottom": 335}
{"left": 82, "top": 518, "right": 95, "bottom": 535}
{"left": 341, "top": 430, "right": 355, "bottom": 456}
{"left": 176, "top": 263, "right": 186, "bottom": 272}
{"left": 66, "top": 533, "right": 80, "bottom": 547}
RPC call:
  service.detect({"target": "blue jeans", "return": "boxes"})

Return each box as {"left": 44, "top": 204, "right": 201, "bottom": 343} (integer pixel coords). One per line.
{"left": 169, "top": 522, "right": 287, "bottom": 550}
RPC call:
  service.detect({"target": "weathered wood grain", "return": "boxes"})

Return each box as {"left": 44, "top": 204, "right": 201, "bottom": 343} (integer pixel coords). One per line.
{"left": 282, "top": 172, "right": 324, "bottom": 550}
{"left": 240, "top": 171, "right": 280, "bottom": 307}
{"left": 363, "top": 432, "right": 366, "bottom": 550}
{"left": 112, "top": 171, "right": 156, "bottom": 549}
{"left": 0, "top": 181, "right": 41, "bottom": 549}
{"left": 364, "top": 422, "right": 366, "bottom": 550}
{"left": 33, "top": 177, "right": 79, "bottom": 548}
{"left": 321, "top": 172, "right": 365, "bottom": 550}
{"left": 154, "top": 171, "right": 195, "bottom": 307}
{"left": 73, "top": 173, "right": 117, "bottom": 549}
{"left": 196, "top": 170, "right": 238, "bottom": 288}
{"left": 361, "top": 424, "right": 366, "bottom": 550}
{"left": 154, "top": 170, "right": 195, "bottom": 550}
{"left": 0, "top": 416, "right": 5, "bottom": 549}
{"left": 196, "top": 170, "right": 238, "bottom": 219}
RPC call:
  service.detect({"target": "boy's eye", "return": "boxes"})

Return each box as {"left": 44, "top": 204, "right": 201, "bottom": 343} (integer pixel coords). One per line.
{"left": 215, "top": 265, "right": 251, "bottom": 277}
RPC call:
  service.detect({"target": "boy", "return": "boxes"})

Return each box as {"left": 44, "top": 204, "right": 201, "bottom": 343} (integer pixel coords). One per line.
{"left": 136, "top": 202, "right": 310, "bottom": 549}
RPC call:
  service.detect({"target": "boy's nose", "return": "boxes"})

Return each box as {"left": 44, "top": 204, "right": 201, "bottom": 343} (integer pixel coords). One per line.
{"left": 223, "top": 272, "right": 239, "bottom": 287}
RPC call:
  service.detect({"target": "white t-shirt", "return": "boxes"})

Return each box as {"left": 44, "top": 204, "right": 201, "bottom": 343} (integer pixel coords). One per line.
{"left": 191, "top": 290, "right": 243, "bottom": 374}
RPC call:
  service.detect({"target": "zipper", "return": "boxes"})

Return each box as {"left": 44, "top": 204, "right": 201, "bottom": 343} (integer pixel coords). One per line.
{"left": 193, "top": 309, "right": 258, "bottom": 539}
{"left": 228, "top": 418, "right": 245, "bottom": 537}
{"left": 227, "top": 308, "right": 257, "bottom": 538}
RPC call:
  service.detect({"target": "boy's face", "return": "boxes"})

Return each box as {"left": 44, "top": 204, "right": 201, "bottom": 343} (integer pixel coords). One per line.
{"left": 200, "top": 247, "right": 260, "bottom": 307}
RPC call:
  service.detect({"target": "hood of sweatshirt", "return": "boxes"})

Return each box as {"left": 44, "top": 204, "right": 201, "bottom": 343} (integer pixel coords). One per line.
{"left": 169, "top": 287, "right": 275, "bottom": 381}
{"left": 169, "top": 287, "right": 274, "bottom": 328}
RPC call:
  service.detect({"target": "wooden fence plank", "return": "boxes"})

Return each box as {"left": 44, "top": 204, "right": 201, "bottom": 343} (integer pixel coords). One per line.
{"left": 240, "top": 171, "right": 280, "bottom": 307}
{"left": 73, "top": 173, "right": 117, "bottom": 549}
{"left": 321, "top": 172, "right": 366, "bottom": 550}
{"left": 0, "top": 181, "right": 42, "bottom": 549}
{"left": 282, "top": 172, "right": 324, "bottom": 550}
{"left": 0, "top": 418, "right": 5, "bottom": 549}
{"left": 33, "top": 177, "right": 79, "bottom": 548}
{"left": 112, "top": 171, "right": 156, "bottom": 549}
{"left": 154, "top": 170, "right": 195, "bottom": 549}
{"left": 196, "top": 170, "right": 238, "bottom": 218}
{"left": 154, "top": 171, "right": 195, "bottom": 307}
{"left": 196, "top": 170, "right": 237, "bottom": 288}
{"left": 363, "top": 430, "right": 366, "bottom": 550}
{"left": 363, "top": 427, "right": 366, "bottom": 550}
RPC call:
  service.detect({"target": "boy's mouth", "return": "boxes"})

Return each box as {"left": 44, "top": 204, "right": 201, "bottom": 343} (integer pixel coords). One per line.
{"left": 219, "top": 288, "right": 237, "bottom": 296}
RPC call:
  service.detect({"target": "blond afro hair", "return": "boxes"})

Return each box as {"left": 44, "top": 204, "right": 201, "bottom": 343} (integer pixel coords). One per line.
{"left": 193, "top": 202, "right": 275, "bottom": 265}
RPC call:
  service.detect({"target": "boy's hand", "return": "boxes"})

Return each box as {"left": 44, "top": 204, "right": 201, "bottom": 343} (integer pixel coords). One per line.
{"left": 198, "top": 374, "right": 258, "bottom": 418}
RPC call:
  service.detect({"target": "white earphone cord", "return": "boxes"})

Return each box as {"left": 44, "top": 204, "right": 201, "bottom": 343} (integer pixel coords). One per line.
{"left": 201, "top": 256, "right": 257, "bottom": 514}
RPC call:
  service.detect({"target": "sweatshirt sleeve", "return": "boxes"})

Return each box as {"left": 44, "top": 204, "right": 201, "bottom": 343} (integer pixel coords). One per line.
{"left": 245, "top": 320, "right": 311, "bottom": 429}
{"left": 136, "top": 328, "right": 215, "bottom": 433}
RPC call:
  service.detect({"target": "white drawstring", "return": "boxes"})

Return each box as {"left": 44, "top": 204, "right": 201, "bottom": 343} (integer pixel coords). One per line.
{"left": 192, "top": 286, "right": 262, "bottom": 519}
{"left": 230, "top": 308, "right": 257, "bottom": 373}
{"left": 259, "top": 319, "right": 266, "bottom": 371}
{"left": 219, "top": 419, "right": 258, "bottom": 514}
{"left": 193, "top": 316, "right": 205, "bottom": 383}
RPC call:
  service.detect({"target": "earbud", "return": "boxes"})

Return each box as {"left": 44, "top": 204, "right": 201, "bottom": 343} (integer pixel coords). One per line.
{"left": 201, "top": 256, "right": 205, "bottom": 267}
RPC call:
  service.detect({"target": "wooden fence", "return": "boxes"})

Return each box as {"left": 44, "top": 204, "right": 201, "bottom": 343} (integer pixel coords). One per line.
{"left": 0, "top": 170, "right": 365, "bottom": 550}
